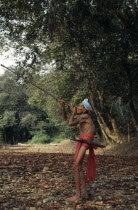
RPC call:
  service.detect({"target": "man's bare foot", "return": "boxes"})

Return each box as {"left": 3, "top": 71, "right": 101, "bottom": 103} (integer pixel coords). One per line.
{"left": 81, "top": 193, "right": 89, "bottom": 200}
{"left": 66, "top": 195, "right": 82, "bottom": 201}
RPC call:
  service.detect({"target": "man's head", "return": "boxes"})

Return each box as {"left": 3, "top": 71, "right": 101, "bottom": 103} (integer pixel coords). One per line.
{"left": 77, "top": 99, "right": 92, "bottom": 114}
{"left": 77, "top": 103, "right": 87, "bottom": 114}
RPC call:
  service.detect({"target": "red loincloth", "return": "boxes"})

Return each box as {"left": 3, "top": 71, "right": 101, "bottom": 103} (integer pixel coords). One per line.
{"left": 74, "top": 134, "right": 96, "bottom": 183}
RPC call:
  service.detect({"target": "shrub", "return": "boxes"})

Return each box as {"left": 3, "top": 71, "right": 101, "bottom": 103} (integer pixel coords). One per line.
{"left": 29, "top": 132, "right": 51, "bottom": 144}
{"left": 51, "top": 133, "right": 66, "bottom": 143}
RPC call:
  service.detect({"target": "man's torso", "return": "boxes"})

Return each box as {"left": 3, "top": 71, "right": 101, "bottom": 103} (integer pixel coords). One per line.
{"left": 76, "top": 113, "right": 95, "bottom": 135}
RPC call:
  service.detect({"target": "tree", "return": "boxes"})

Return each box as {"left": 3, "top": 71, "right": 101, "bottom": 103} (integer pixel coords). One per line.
{"left": 0, "top": 0, "right": 137, "bottom": 143}
{"left": 0, "top": 72, "right": 52, "bottom": 144}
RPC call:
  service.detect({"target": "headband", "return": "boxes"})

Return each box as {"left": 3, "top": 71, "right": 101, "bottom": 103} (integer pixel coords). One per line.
{"left": 82, "top": 98, "right": 92, "bottom": 110}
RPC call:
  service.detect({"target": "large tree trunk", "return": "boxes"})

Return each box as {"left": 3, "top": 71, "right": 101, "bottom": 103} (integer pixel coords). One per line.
{"left": 0, "top": 129, "right": 4, "bottom": 144}
{"left": 107, "top": 113, "right": 125, "bottom": 142}
{"left": 124, "top": 63, "right": 138, "bottom": 132}
{"left": 89, "top": 92, "right": 122, "bottom": 144}
{"left": 98, "top": 111, "right": 122, "bottom": 143}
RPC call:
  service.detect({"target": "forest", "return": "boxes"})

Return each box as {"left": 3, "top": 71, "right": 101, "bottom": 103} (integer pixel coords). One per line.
{"left": 0, "top": 0, "right": 138, "bottom": 145}
{"left": 0, "top": 1, "right": 138, "bottom": 209}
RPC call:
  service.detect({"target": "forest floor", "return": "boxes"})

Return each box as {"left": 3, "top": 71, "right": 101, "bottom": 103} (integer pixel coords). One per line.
{"left": 0, "top": 140, "right": 138, "bottom": 210}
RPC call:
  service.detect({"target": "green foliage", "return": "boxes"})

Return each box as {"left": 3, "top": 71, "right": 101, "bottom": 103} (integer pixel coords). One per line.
{"left": 0, "top": 111, "right": 17, "bottom": 127}
{"left": 57, "top": 121, "right": 79, "bottom": 139}
{"left": 20, "top": 113, "right": 37, "bottom": 128}
{"left": 0, "top": 73, "right": 57, "bottom": 144}
{"left": 0, "top": 0, "right": 137, "bottom": 142}
{"left": 51, "top": 133, "right": 66, "bottom": 143}
{"left": 29, "top": 131, "right": 51, "bottom": 144}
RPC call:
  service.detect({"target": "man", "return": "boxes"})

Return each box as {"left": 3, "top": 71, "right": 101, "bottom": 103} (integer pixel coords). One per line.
{"left": 59, "top": 99, "right": 96, "bottom": 201}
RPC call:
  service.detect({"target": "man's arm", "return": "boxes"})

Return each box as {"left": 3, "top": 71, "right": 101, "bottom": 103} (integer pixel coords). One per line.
{"left": 68, "top": 107, "right": 83, "bottom": 126}
{"left": 58, "top": 99, "right": 68, "bottom": 121}
{"left": 68, "top": 108, "right": 76, "bottom": 126}
{"left": 61, "top": 103, "right": 68, "bottom": 121}
{"left": 69, "top": 113, "right": 88, "bottom": 126}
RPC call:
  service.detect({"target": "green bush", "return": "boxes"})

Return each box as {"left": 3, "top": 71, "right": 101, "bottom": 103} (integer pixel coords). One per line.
{"left": 57, "top": 121, "right": 79, "bottom": 140}
{"left": 29, "top": 132, "right": 51, "bottom": 144}
{"left": 131, "top": 134, "right": 138, "bottom": 142}
{"left": 51, "top": 133, "right": 66, "bottom": 143}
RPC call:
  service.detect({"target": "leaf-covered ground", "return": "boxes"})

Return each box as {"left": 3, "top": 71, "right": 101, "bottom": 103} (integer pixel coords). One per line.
{"left": 0, "top": 151, "right": 138, "bottom": 210}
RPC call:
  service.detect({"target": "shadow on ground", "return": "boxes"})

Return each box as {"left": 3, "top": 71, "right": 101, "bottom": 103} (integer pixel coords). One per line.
{"left": 0, "top": 152, "right": 137, "bottom": 209}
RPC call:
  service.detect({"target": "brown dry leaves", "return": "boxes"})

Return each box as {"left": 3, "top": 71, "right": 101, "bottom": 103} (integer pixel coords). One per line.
{"left": 0, "top": 152, "right": 138, "bottom": 210}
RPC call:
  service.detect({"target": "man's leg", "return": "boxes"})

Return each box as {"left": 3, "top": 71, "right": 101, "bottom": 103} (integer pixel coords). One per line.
{"left": 80, "top": 169, "right": 88, "bottom": 199}
{"left": 79, "top": 147, "right": 89, "bottom": 199}
{"left": 66, "top": 146, "right": 87, "bottom": 201}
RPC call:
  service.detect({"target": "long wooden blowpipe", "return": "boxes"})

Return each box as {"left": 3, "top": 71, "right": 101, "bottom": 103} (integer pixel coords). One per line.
{"left": 1, "top": 64, "right": 70, "bottom": 107}
{"left": 71, "top": 137, "right": 106, "bottom": 148}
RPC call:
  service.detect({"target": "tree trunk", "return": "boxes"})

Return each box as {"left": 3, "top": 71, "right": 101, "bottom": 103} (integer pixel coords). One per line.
{"left": 116, "top": 97, "right": 125, "bottom": 122}
{"left": 89, "top": 92, "right": 122, "bottom": 144}
{"left": 98, "top": 111, "right": 122, "bottom": 143}
{"left": 89, "top": 93, "right": 112, "bottom": 143}
{"left": 107, "top": 113, "right": 123, "bottom": 143}
{"left": 124, "top": 63, "right": 138, "bottom": 132}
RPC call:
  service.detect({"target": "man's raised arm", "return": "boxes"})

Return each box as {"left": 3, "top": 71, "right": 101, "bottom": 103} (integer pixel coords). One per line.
{"left": 58, "top": 99, "right": 68, "bottom": 121}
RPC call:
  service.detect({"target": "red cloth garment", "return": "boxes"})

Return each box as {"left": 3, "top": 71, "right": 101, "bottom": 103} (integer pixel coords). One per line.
{"left": 74, "top": 134, "right": 96, "bottom": 183}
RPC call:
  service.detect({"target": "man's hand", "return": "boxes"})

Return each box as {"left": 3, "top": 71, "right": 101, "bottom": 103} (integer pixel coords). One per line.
{"left": 70, "top": 106, "right": 77, "bottom": 113}
{"left": 58, "top": 99, "right": 65, "bottom": 105}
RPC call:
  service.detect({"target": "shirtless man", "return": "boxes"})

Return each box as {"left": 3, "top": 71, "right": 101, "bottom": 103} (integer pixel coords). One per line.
{"left": 59, "top": 99, "right": 96, "bottom": 201}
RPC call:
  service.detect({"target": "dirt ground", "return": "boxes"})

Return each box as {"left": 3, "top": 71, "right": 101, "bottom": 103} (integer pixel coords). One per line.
{"left": 1, "top": 139, "right": 138, "bottom": 157}
{"left": 0, "top": 140, "right": 138, "bottom": 210}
